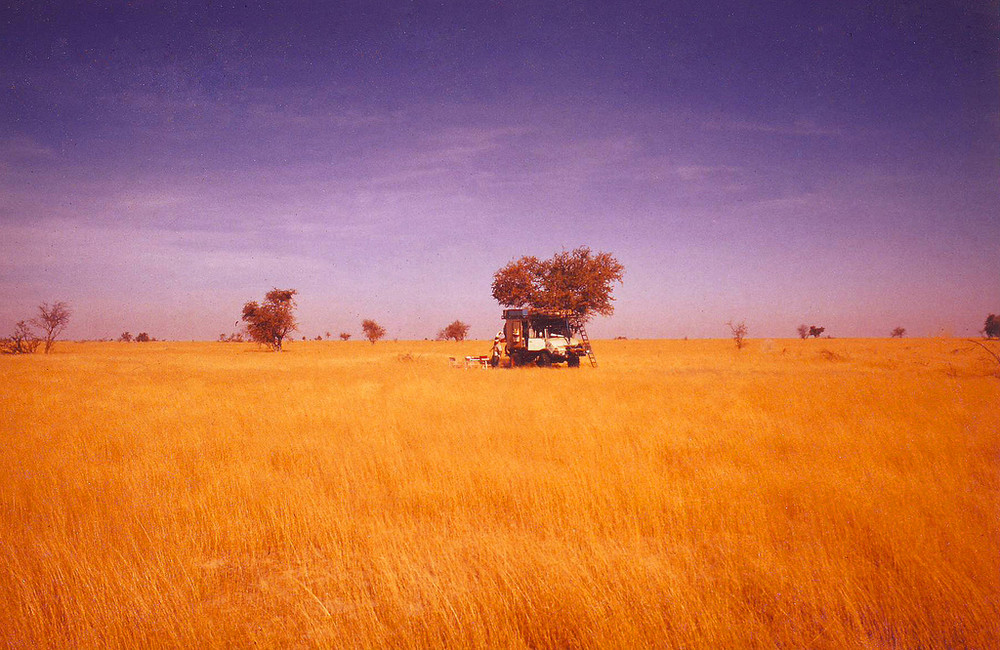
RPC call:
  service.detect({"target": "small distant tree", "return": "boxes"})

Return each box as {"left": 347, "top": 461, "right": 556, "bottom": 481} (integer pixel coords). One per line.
{"left": 1, "top": 321, "right": 40, "bottom": 354}
{"left": 984, "top": 314, "right": 1000, "bottom": 339}
{"left": 325, "top": 331, "right": 331, "bottom": 340}
{"left": 135, "top": 332, "right": 151, "bottom": 343}
{"left": 361, "top": 319, "right": 386, "bottom": 345}
{"left": 890, "top": 327, "right": 906, "bottom": 338}
{"left": 796, "top": 324, "right": 809, "bottom": 339}
{"left": 31, "top": 301, "right": 71, "bottom": 353}
{"left": 241, "top": 288, "right": 298, "bottom": 351}
{"left": 808, "top": 326, "right": 825, "bottom": 338}
{"left": 727, "top": 320, "right": 748, "bottom": 350}
{"left": 314, "top": 335, "right": 323, "bottom": 341}
{"left": 119, "top": 331, "right": 133, "bottom": 343}
{"left": 339, "top": 332, "right": 351, "bottom": 341}
{"left": 437, "top": 320, "right": 470, "bottom": 342}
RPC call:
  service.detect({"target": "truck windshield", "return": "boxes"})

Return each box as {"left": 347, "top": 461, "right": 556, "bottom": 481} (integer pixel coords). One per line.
{"left": 531, "top": 321, "right": 569, "bottom": 337}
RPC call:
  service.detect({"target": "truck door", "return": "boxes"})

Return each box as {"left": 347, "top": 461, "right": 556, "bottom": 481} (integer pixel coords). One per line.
{"left": 505, "top": 319, "right": 523, "bottom": 348}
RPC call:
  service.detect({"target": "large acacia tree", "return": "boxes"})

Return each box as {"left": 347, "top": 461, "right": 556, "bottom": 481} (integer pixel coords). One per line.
{"left": 241, "top": 289, "right": 298, "bottom": 351}
{"left": 491, "top": 247, "right": 624, "bottom": 325}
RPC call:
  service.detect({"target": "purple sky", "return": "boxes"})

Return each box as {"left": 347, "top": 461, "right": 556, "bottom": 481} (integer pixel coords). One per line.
{"left": 2, "top": 1, "right": 997, "bottom": 340}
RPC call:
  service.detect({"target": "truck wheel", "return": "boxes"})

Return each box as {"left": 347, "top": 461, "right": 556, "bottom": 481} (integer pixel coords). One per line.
{"left": 567, "top": 355, "right": 581, "bottom": 368}
{"left": 536, "top": 351, "right": 553, "bottom": 367}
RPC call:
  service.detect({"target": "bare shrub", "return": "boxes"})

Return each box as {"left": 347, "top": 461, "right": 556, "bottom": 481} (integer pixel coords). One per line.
{"left": 727, "top": 320, "right": 748, "bottom": 350}
{"left": 31, "top": 301, "right": 71, "bottom": 353}
{"left": 1, "top": 321, "right": 40, "bottom": 354}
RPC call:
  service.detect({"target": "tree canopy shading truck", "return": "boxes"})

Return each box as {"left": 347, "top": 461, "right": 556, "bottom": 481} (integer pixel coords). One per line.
{"left": 490, "top": 308, "right": 595, "bottom": 367}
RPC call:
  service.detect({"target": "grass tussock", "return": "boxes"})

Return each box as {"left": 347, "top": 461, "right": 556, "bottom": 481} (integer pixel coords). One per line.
{"left": 1, "top": 338, "right": 997, "bottom": 648}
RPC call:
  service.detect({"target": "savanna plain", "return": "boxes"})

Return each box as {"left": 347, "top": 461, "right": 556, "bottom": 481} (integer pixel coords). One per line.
{"left": 1, "top": 338, "right": 997, "bottom": 649}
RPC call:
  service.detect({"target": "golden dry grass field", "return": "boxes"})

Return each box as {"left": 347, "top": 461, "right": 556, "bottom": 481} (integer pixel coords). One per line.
{"left": 1, "top": 338, "right": 998, "bottom": 648}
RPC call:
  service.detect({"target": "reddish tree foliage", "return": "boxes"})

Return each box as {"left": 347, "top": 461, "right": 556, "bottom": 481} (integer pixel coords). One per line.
{"left": 437, "top": 320, "right": 470, "bottom": 341}
{"left": 361, "top": 319, "right": 386, "bottom": 344}
{"left": 491, "top": 247, "right": 624, "bottom": 325}
{"left": 241, "top": 289, "right": 298, "bottom": 351}
{"left": 984, "top": 314, "right": 1000, "bottom": 339}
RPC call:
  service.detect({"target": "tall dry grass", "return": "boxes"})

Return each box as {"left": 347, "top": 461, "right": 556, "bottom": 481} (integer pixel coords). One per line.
{"left": 1, "top": 338, "right": 997, "bottom": 648}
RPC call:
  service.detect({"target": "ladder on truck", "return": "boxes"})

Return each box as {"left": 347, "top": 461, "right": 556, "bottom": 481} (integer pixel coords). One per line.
{"left": 576, "top": 326, "right": 598, "bottom": 367}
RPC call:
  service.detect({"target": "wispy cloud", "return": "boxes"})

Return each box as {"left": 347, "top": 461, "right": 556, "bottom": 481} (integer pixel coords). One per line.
{"left": 703, "top": 118, "right": 842, "bottom": 137}
{"left": 0, "top": 135, "right": 58, "bottom": 161}
{"left": 673, "top": 165, "right": 741, "bottom": 182}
